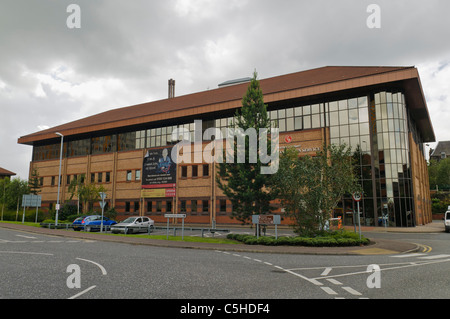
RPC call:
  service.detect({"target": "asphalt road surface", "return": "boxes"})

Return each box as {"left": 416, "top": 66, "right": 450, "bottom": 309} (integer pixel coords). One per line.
{"left": 1, "top": 225, "right": 449, "bottom": 313}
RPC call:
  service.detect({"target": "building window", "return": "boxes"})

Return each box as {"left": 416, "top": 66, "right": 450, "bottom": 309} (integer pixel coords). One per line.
{"left": 105, "top": 172, "right": 111, "bottom": 183}
{"left": 98, "top": 172, "right": 103, "bottom": 183}
{"left": 181, "top": 166, "right": 187, "bottom": 178}
{"left": 180, "top": 200, "right": 186, "bottom": 212}
{"left": 191, "top": 200, "right": 197, "bottom": 213}
{"left": 203, "top": 164, "right": 209, "bottom": 177}
{"left": 91, "top": 173, "right": 95, "bottom": 183}
{"left": 156, "top": 201, "right": 162, "bottom": 212}
{"left": 202, "top": 200, "right": 209, "bottom": 213}
{"left": 134, "top": 201, "right": 140, "bottom": 212}
{"left": 125, "top": 201, "right": 130, "bottom": 212}
{"left": 66, "top": 175, "right": 71, "bottom": 185}
{"left": 166, "top": 200, "right": 172, "bottom": 213}
{"left": 192, "top": 165, "right": 198, "bottom": 178}
{"left": 135, "top": 169, "right": 141, "bottom": 181}
{"left": 148, "top": 201, "right": 154, "bottom": 212}
{"left": 126, "top": 170, "right": 132, "bottom": 181}
{"left": 220, "top": 200, "right": 227, "bottom": 212}
{"left": 51, "top": 176, "right": 55, "bottom": 186}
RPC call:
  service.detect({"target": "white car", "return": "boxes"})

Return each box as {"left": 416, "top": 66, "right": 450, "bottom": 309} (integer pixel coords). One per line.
{"left": 444, "top": 209, "right": 450, "bottom": 233}
{"left": 111, "top": 216, "right": 154, "bottom": 234}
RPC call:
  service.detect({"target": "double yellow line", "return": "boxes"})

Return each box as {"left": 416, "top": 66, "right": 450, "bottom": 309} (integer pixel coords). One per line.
{"left": 415, "top": 243, "right": 432, "bottom": 253}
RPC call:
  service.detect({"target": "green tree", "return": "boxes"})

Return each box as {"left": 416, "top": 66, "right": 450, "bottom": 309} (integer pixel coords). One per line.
{"left": 28, "top": 168, "right": 41, "bottom": 195}
{"left": 79, "top": 182, "right": 106, "bottom": 213}
{"left": 272, "top": 143, "right": 360, "bottom": 236}
{"left": 428, "top": 158, "right": 450, "bottom": 190}
{"left": 68, "top": 175, "right": 84, "bottom": 214}
{"left": 216, "top": 71, "right": 276, "bottom": 224}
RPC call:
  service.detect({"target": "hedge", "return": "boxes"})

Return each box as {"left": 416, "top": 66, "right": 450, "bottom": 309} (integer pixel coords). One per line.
{"left": 227, "top": 232, "right": 370, "bottom": 247}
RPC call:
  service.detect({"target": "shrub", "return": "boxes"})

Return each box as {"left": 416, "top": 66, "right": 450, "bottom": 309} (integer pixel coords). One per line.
{"left": 227, "top": 230, "right": 370, "bottom": 247}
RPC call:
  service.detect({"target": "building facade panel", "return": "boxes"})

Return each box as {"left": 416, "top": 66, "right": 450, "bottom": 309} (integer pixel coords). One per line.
{"left": 19, "top": 66, "right": 435, "bottom": 227}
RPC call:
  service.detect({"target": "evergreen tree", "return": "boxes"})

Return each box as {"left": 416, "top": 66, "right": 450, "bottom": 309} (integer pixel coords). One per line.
{"left": 216, "top": 71, "right": 276, "bottom": 224}
{"left": 28, "top": 168, "right": 41, "bottom": 195}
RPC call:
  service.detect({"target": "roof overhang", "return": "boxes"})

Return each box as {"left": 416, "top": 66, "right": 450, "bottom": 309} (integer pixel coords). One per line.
{"left": 18, "top": 66, "right": 436, "bottom": 146}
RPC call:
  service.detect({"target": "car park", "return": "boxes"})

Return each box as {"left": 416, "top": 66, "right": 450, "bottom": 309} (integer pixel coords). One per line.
{"left": 111, "top": 216, "right": 154, "bottom": 234}
{"left": 72, "top": 215, "right": 117, "bottom": 232}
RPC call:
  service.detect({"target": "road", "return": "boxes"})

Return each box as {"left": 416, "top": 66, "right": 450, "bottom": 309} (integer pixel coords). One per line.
{"left": 1, "top": 225, "right": 449, "bottom": 305}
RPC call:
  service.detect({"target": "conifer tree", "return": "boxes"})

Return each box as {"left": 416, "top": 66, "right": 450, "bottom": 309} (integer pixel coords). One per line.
{"left": 216, "top": 71, "right": 276, "bottom": 224}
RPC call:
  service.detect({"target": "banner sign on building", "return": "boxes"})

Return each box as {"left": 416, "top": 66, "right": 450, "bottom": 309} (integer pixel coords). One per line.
{"left": 142, "top": 147, "right": 176, "bottom": 189}
{"left": 141, "top": 188, "right": 176, "bottom": 198}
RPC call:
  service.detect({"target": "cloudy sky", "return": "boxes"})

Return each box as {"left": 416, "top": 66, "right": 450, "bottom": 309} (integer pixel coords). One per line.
{"left": 1, "top": 0, "right": 450, "bottom": 179}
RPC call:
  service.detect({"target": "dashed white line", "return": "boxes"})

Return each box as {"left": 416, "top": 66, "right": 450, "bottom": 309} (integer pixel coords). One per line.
{"left": 342, "top": 286, "right": 362, "bottom": 296}
{"left": 326, "top": 278, "right": 342, "bottom": 285}
{"left": 321, "top": 267, "right": 332, "bottom": 276}
{"left": 321, "top": 287, "right": 338, "bottom": 295}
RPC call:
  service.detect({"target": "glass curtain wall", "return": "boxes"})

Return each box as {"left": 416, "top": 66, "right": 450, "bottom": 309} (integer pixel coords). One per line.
{"left": 373, "top": 92, "right": 414, "bottom": 227}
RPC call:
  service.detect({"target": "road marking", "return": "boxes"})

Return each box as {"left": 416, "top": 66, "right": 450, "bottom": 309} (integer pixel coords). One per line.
{"left": 326, "top": 278, "right": 342, "bottom": 285}
{"left": 414, "top": 243, "right": 432, "bottom": 253}
{"left": 321, "top": 287, "right": 338, "bottom": 295}
{"left": 76, "top": 258, "right": 107, "bottom": 275}
{"left": 321, "top": 267, "right": 332, "bottom": 276}
{"left": 418, "top": 254, "right": 450, "bottom": 260}
{"left": 0, "top": 251, "right": 53, "bottom": 256}
{"left": 253, "top": 259, "right": 262, "bottom": 263}
{"left": 68, "top": 285, "right": 96, "bottom": 299}
{"left": 390, "top": 253, "right": 427, "bottom": 258}
{"left": 16, "top": 234, "right": 37, "bottom": 239}
{"left": 342, "top": 287, "right": 362, "bottom": 296}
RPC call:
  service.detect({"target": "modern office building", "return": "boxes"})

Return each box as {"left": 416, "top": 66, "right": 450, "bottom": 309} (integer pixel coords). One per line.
{"left": 18, "top": 66, "right": 434, "bottom": 227}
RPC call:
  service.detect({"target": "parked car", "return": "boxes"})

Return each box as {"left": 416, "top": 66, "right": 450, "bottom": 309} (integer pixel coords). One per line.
{"left": 444, "top": 208, "right": 450, "bottom": 233}
{"left": 72, "top": 215, "right": 117, "bottom": 232}
{"left": 111, "top": 216, "right": 154, "bottom": 234}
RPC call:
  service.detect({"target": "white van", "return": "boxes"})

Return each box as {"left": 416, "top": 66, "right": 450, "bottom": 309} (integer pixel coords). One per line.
{"left": 445, "top": 208, "right": 450, "bottom": 233}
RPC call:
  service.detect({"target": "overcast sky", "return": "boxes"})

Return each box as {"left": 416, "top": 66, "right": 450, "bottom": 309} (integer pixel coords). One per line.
{"left": 1, "top": 0, "right": 450, "bottom": 179}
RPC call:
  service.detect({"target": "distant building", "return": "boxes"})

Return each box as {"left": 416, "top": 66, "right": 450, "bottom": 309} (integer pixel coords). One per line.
{"left": 18, "top": 66, "right": 435, "bottom": 227}
{"left": 430, "top": 141, "right": 450, "bottom": 162}
{"left": 0, "top": 167, "right": 16, "bottom": 180}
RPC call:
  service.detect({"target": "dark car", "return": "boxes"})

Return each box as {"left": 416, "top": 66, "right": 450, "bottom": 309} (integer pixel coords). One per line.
{"left": 72, "top": 215, "right": 117, "bottom": 232}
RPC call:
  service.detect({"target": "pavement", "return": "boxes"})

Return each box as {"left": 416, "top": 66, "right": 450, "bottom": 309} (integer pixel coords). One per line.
{"left": 0, "top": 220, "right": 445, "bottom": 256}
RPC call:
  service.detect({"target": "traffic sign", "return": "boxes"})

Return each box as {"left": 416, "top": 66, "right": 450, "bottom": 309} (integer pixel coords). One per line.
{"left": 352, "top": 192, "right": 362, "bottom": 202}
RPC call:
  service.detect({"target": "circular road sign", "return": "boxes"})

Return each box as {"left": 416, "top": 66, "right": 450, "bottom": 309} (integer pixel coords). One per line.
{"left": 352, "top": 192, "right": 362, "bottom": 202}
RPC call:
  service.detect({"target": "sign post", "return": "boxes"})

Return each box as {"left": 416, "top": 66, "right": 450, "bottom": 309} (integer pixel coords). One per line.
{"left": 352, "top": 192, "right": 362, "bottom": 240}
{"left": 164, "top": 214, "right": 186, "bottom": 240}
{"left": 252, "top": 215, "right": 281, "bottom": 239}
{"left": 99, "top": 192, "right": 107, "bottom": 233}
{"left": 21, "top": 194, "right": 41, "bottom": 224}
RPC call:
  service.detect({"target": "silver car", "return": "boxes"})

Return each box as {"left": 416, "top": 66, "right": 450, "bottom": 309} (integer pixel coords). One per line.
{"left": 111, "top": 216, "right": 154, "bottom": 234}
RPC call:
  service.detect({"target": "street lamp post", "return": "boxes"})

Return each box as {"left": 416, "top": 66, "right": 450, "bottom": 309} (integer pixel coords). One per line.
{"left": 55, "top": 132, "right": 64, "bottom": 227}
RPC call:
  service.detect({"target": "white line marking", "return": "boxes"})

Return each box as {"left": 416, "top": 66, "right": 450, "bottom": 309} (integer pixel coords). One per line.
{"left": 321, "top": 287, "right": 338, "bottom": 295}
{"left": 253, "top": 259, "right": 262, "bottom": 263}
{"left": 418, "top": 254, "right": 450, "bottom": 260}
{"left": 321, "top": 267, "right": 332, "bottom": 276}
{"left": 16, "top": 234, "right": 37, "bottom": 239}
{"left": 390, "top": 253, "right": 427, "bottom": 258}
{"left": 68, "top": 285, "right": 96, "bottom": 299}
{"left": 264, "top": 262, "right": 273, "bottom": 266}
{"left": 0, "top": 251, "right": 53, "bottom": 256}
{"left": 76, "top": 258, "right": 107, "bottom": 275}
{"left": 342, "top": 287, "right": 362, "bottom": 296}
{"left": 326, "top": 278, "right": 342, "bottom": 285}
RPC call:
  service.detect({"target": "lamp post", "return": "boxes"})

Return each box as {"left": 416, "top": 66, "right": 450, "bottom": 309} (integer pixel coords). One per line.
{"left": 55, "top": 132, "right": 64, "bottom": 227}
